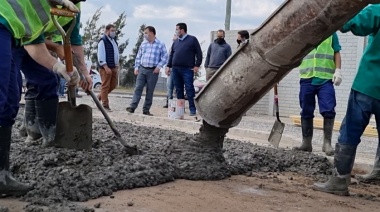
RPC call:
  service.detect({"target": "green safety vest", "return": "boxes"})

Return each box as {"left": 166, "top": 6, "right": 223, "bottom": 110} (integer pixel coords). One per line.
{"left": 0, "top": 0, "right": 80, "bottom": 45}
{"left": 299, "top": 36, "right": 336, "bottom": 79}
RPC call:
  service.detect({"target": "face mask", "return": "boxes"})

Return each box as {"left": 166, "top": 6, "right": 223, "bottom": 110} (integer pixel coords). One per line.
{"left": 109, "top": 32, "right": 116, "bottom": 38}
{"left": 216, "top": 37, "right": 224, "bottom": 44}
{"left": 144, "top": 34, "right": 149, "bottom": 40}
{"left": 236, "top": 39, "right": 242, "bottom": 45}
{"left": 175, "top": 30, "right": 181, "bottom": 37}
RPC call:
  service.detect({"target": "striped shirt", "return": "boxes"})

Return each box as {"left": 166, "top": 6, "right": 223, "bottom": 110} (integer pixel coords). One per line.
{"left": 134, "top": 38, "right": 168, "bottom": 69}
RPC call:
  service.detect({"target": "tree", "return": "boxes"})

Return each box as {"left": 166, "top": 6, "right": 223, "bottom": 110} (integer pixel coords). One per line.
{"left": 82, "top": 7, "right": 104, "bottom": 63}
{"left": 113, "top": 12, "right": 129, "bottom": 69}
{"left": 121, "top": 24, "right": 146, "bottom": 87}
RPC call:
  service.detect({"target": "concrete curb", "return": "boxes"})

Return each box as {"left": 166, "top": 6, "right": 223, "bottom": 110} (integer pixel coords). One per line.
{"left": 93, "top": 112, "right": 374, "bottom": 173}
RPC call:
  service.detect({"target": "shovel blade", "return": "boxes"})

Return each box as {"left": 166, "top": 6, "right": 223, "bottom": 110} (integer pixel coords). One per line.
{"left": 55, "top": 102, "right": 93, "bottom": 150}
{"left": 268, "top": 120, "right": 285, "bottom": 148}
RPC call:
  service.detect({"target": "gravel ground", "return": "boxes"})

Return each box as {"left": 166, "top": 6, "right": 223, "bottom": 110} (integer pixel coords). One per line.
{"left": 4, "top": 100, "right": 334, "bottom": 211}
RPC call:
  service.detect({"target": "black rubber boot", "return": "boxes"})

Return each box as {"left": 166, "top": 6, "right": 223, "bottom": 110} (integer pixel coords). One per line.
{"left": 313, "top": 143, "right": 357, "bottom": 196}
{"left": 24, "top": 100, "right": 42, "bottom": 144}
{"left": 356, "top": 144, "right": 380, "bottom": 182}
{"left": 322, "top": 118, "right": 335, "bottom": 156}
{"left": 163, "top": 97, "right": 169, "bottom": 108}
{"left": 0, "top": 127, "right": 33, "bottom": 196}
{"left": 35, "top": 99, "right": 59, "bottom": 148}
{"left": 293, "top": 118, "right": 313, "bottom": 152}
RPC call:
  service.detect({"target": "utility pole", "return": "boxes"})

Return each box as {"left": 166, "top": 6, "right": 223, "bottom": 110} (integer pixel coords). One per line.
{"left": 225, "top": 0, "right": 231, "bottom": 30}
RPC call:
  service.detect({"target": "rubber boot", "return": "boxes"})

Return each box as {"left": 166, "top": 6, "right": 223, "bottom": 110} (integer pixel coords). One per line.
{"left": 24, "top": 100, "right": 42, "bottom": 144}
{"left": 313, "top": 143, "right": 357, "bottom": 196}
{"left": 293, "top": 118, "right": 313, "bottom": 152}
{"left": 35, "top": 99, "right": 58, "bottom": 148}
{"left": 322, "top": 118, "right": 335, "bottom": 156}
{"left": 356, "top": 144, "right": 380, "bottom": 182}
{"left": 0, "top": 127, "right": 33, "bottom": 196}
{"left": 18, "top": 111, "right": 27, "bottom": 137}
{"left": 163, "top": 97, "right": 169, "bottom": 108}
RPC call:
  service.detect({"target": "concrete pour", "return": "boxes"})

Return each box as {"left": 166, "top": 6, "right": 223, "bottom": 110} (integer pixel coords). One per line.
{"left": 3, "top": 107, "right": 332, "bottom": 211}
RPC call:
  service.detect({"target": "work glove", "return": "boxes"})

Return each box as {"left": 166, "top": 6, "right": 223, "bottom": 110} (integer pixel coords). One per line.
{"left": 48, "top": 0, "right": 80, "bottom": 12}
{"left": 53, "top": 61, "right": 80, "bottom": 85}
{"left": 332, "top": 68, "right": 342, "bottom": 86}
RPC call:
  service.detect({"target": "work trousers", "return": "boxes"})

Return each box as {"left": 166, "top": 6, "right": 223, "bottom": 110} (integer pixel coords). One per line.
{"left": 338, "top": 90, "right": 380, "bottom": 147}
{"left": 299, "top": 78, "right": 336, "bottom": 119}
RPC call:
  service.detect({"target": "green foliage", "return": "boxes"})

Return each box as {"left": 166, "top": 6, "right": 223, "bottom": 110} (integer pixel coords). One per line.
{"left": 121, "top": 24, "right": 146, "bottom": 87}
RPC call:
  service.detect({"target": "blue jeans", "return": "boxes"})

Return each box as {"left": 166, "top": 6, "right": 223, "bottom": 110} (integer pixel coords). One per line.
{"left": 58, "top": 77, "right": 66, "bottom": 96}
{"left": 0, "top": 25, "right": 22, "bottom": 127}
{"left": 172, "top": 67, "right": 196, "bottom": 113}
{"left": 338, "top": 90, "right": 380, "bottom": 146}
{"left": 166, "top": 73, "right": 174, "bottom": 99}
{"left": 20, "top": 48, "right": 58, "bottom": 101}
{"left": 130, "top": 66, "right": 159, "bottom": 112}
{"left": 299, "top": 78, "right": 336, "bottom": 119}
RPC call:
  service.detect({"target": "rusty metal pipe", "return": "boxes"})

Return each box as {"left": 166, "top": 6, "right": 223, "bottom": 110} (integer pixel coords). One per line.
{"left": 195, "top": 0, "right": 378, "bottom": 128}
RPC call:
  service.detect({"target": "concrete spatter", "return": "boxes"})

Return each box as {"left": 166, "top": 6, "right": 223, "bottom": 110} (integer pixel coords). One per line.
{"left": 8, "top": 110, "right": 332, "bottom": 210}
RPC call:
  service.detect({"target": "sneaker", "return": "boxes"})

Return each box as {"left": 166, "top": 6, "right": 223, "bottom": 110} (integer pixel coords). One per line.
{"left": 126, "top": 107, "right": 135, "bottom": 113}
{"left": 76, "top": 94, "right": 83, "bottom": 98}
{"left": 59, "top": 95, "right": 66, "bottom": 98}
{"left": 103, "top": 106, "right": 112, "bottom": 112}
{"left": 143, "top": 111, "right": 153, "bottom": 116}
{"left": 190, "top": 112, "right": 196, "bottom": 116}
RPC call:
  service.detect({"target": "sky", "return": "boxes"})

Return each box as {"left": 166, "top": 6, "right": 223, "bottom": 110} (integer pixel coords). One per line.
{"left": 80, "top": 0, "right": 285, "bottom": 58}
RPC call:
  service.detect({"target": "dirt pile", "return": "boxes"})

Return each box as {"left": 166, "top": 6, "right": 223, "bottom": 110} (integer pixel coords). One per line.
{"left": 5, "top": 109, "right": 332, "bottom": 211}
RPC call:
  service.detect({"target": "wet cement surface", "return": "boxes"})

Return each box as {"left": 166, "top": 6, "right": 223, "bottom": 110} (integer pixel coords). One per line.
{"left": 4, "top": 108, "right": 332, "bottom": 211}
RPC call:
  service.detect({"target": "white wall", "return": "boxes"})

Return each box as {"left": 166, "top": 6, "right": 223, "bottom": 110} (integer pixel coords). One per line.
{"left": 211, "top": 30, "right": 365, "bottom": 121}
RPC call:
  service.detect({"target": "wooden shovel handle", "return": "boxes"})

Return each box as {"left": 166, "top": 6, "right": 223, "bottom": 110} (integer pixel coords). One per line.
{"left": 50, "top": 8, "right": 77, "bottom": 17}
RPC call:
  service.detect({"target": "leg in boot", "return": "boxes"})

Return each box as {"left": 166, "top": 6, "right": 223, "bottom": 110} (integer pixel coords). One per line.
{"left": 18, "top": 113, "right": 27, "bottom": 137}
{"left": 163, "top": 97, "right": 169, "bottom": 108}
{"left": 322, "top": 118, "right": 335, "bottom": 156}
{"left": 24, "top": 100, "right": 42, "bottom": 144}
{"left": 356, "top": 144, "right": 380, "bottom": 182}
{"left": 313, "top": 143, "right": 357, "bottom": 196}
{"left": 293, "top": 118, "right": 313, "bottom": 152}
{"left": 35, "top": 99, "right": 58, "bottom": 148}
{"left": 0, "top": 127, "right": 32, "bottom": 196}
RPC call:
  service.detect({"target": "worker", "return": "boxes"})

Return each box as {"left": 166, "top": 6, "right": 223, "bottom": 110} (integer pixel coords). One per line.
{"left": 313, "top": 4, "right": 380, "bottom": 196}
{"left": 0, "top": 0, "right": 80, "bottom": 196}
{"left": 21, "top": 0, "right": 93, "bottom": 148}
{"left": 293, "top": 32, "right": 342, "bottom": 156}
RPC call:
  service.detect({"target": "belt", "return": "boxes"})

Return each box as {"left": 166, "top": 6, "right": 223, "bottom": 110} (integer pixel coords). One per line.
{"left": 141, "top": 65, "right": 156, "bottom": 69}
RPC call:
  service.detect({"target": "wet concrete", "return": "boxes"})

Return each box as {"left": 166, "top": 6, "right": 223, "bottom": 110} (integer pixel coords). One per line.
{"left": 5, "top": 108, "right": 332, "bottom": 211}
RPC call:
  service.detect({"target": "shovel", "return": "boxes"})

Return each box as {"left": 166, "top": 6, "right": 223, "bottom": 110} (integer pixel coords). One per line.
{"left": 71, "top": 52, "right": 140, "bottom": 155}
{"left": 51, "top": 8, "right": 93, "bottom": 150}
{"left": 268, "top": 84, "right": 285, "bottom": 148}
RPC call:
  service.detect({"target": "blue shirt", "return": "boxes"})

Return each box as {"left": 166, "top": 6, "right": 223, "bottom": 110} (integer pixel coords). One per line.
{"left": 134, "top": 38, "right": 168, "bottom": 69}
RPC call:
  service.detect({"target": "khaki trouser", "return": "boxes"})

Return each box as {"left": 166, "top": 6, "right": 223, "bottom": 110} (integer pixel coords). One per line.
{"left": 99, "top": 67, "right": 118, "bottom": 107}
{"left": 206, "top": 67, "right": 218, "bottom": 81}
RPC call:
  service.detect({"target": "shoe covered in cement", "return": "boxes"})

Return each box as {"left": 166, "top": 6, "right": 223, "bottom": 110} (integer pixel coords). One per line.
{"left": 356, "top": 145, "right": 380, "bottom": 182}
{"left": 35, "top": 99, "right": 59, "bottom": 148}
{"left": 313, "top": 143, "right": 357, "bottom": 196}
{"left": 24, "top": 100, "right": 42, "bottom": 144}
{"left": 293, "top": 118, "right": 313, "bottom": 152}
{"left": 0, "top": 170, "right": 33, "bottom": 196}
{"left": 322, "top": 118, "right": 335, "bottom": 156}
{"left": 0, "top": 127, "right": 33, "bottom": 196}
